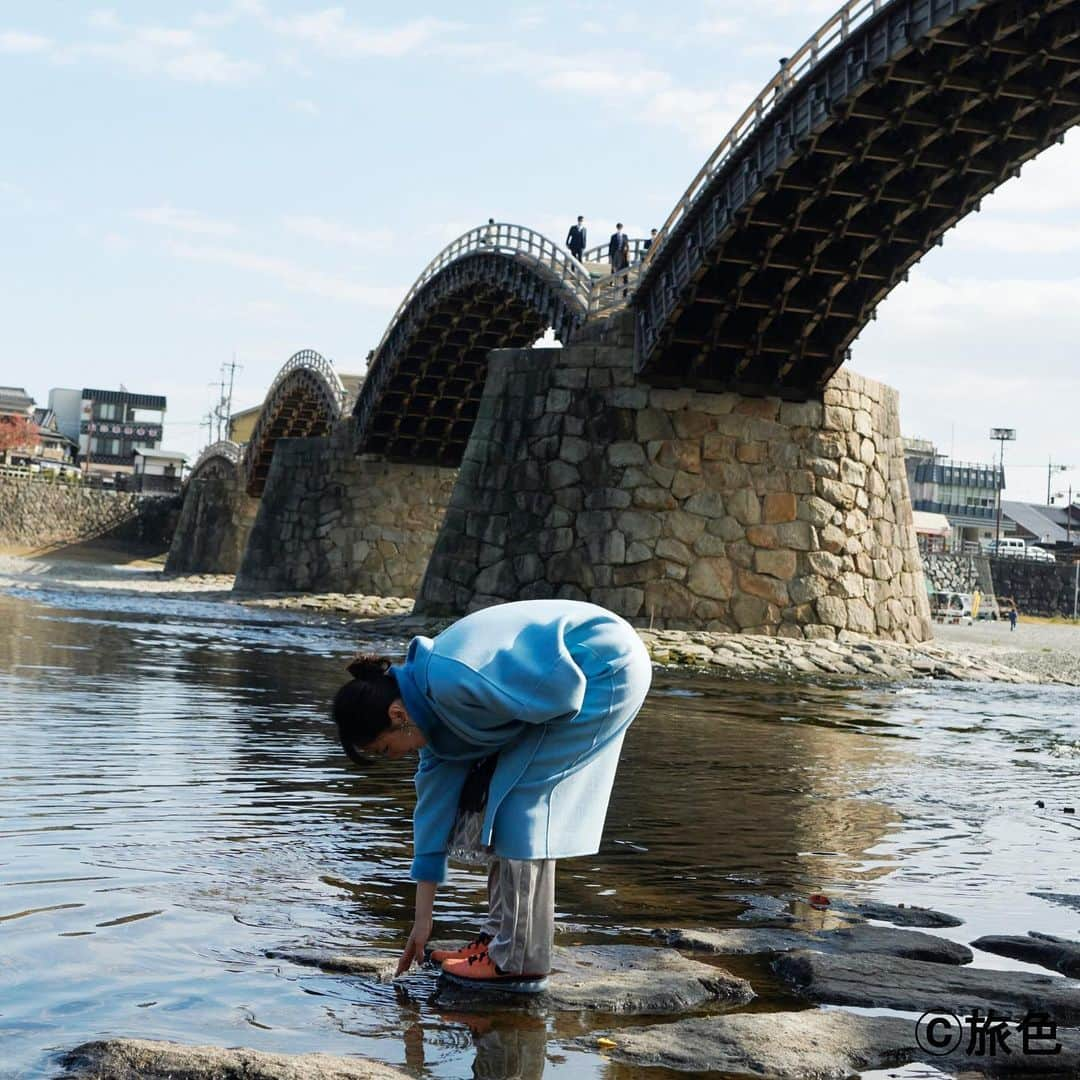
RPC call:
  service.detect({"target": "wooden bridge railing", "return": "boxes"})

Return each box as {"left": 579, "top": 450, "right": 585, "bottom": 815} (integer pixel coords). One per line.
{"left": 581, "top": 237, "right": 652, "bottom": 266}
{"left": 643, "top": 0, "right": 894, "bottom": 273}
{"left": 190, "top": 440, "right": 243, "bottom": 477}
{"left": 369, "top": 223, "right": 595, "bottom": 362}
{"left": 261, "top": 349, "right": 347, "bottom": 413}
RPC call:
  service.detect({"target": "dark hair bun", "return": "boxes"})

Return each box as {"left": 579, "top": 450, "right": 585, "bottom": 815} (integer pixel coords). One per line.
{"left": 345, "top": 652, "right": 395, "bottom": 680}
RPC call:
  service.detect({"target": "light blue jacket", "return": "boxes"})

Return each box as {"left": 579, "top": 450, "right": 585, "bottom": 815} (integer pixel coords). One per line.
{"left": 391, "top": 600, "right": 652, "bottom": 884}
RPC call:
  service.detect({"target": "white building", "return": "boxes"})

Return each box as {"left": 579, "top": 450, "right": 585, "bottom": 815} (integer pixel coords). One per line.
{"left": 133, "top": 448, "right": 186, "bottom": 493}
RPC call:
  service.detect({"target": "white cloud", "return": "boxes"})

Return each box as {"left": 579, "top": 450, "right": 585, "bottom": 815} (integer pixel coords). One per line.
{"left": 978, "top": 133, "right": 1080, "bottom": 215}
{"left": 68, "top": 15, "right": 260, "bottom": 83}
{"left": 0, "top": 30, "right": 52, "bottom": 53}
{"left": 133, "top": 206, "right": 239, "bottom": 237}
{"left": 87, "top": 10, "right": 121, "bottom": 30}
{"left": 282, "top": 215, "right": 395, "bottom": 253}
{"left": 266, "top": 9, "right": 457, "bottom": 58}
{"left": 290, "top": 98, "right": 320, "bottom": 116}
{"left": 948, "top": 220, "right": 1080, "bottom": 256}
{"left": 168, "top": 240, "right": 403, "bottom": 305}
{"left": 102, "top": 232, "right": 133, "bottom": 254}
{"left": 541, "top": 65, "right": 669, "bottom": 98}
{"left": 696, "top": 17, "right": 742, "bottom": 35}
{"left": 164, "top": 47, "right": 257, "bottom": 83}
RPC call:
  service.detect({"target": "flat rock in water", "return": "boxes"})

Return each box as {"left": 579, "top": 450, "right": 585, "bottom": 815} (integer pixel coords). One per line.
{"left": 438, "top": 944, "right": 753, "bottom": 1014}
{"left": 58, "top": 1039, "right": 408, "bottom": 1079}
{"left": 723, "top": 892, "right": 796, "bottom": 922}
{"left": 1031, "top": 891, "right": 1080, "bottom": 914}
{"left": 664, "top": 923, "right": 972, "bottom": 964}
{"left": 829, "top": 898, "right": 965, "bottom": 928}
{"left": 274, "top": 943, "right": 751, "bottom": 1015}
{"left": 973, "top": 932, "right": 1080, "bottom": 978}
{"left": 584, "top": 1011, "right": 918, "bottom": 1077}
{"left": 583, "top": 1010, "right": 1080, "bottom": 1077}
{"left": 268, "top": 947, "right": 398, "bottom": 983}
{"left": 775, "top": 949, "right": 1080, "bottom": 1023}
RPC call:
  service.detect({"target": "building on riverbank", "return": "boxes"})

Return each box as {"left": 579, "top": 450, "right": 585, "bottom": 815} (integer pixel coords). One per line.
{"left": 48, "top": 387, "right": 184, "bottom": 486}
{"left": 903, "top": 438, "right": 1006, "bottom": 551}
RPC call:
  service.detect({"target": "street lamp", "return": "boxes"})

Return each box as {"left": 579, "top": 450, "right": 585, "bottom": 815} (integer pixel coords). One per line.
{"left": 990, "top": 428, "right": 1016, "bottom": 547}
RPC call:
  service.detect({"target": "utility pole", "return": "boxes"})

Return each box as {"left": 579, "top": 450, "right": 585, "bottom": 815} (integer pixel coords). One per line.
{"left": 222, "top": 353, "right": 241, "bottom": 441}
{"left": 211, "top": 355, "right": 243, "bottom": 445}
{"left": 1048, "top": 460, "right": 1070, "bottom": 505}
{"left": 990, "top": 428, "right": 1016, "bottom": 548}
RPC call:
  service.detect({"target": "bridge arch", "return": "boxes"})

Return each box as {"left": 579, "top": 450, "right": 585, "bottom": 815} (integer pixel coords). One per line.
{"left": 635, "top": 0, "right": 1080, "bottom": 396}
{"left": 353, "top": 224, "right": 591, "bottom": 465}
{"left": 244, "top": 349, "right": 346, "bottom": 496}
{"left": 189, "top": 440, "right": 243, "bottom": 482}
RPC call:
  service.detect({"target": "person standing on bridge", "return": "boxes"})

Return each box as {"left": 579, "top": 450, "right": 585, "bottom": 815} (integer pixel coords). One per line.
{"left": 566, "top": 216, "right": 587, "bottom": 261}
{"left": 609, "top": 223, "right": 629, "bottom": 274}
{"left": 332, "top": 600, "right": 652, "bottom": 992}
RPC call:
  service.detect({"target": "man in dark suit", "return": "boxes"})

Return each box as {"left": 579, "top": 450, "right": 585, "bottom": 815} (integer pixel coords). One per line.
{"left": 566, "top": 216, "right": 587, "bottom": 261}
{"left": 608, "top": 223, "right": 629, "bottom": 273}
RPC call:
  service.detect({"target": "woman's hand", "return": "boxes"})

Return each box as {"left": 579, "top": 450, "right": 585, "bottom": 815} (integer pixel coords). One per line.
{"left": 396, "top": 918, "right": 432, "bottom": 976}
{"left": 396, "top": 881, "right": 437, "bottom": 976}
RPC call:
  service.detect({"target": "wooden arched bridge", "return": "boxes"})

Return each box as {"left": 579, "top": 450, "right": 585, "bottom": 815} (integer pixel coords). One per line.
{"left": 193, "top": 0, "right": 1080, "bottom": 497}
{"left": 188, "top": 439, "right": 244, "bottom": 483}
{"left": 242, "top": 349, "right": 348, "bottom": 496}
{"left": 351, "top": 225, "right": 592, "bottom": 464}
{"left": 185, "top": 350, "right": 352, "bottom": 498}
{"left": 346, "top": 0, "right": 1079, "bottom": 464}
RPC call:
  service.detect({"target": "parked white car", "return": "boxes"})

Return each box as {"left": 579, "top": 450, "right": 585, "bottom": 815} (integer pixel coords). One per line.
{"left": 1025, "top": 545, "right": 1057, "bottom": 563}
{"left": 984, "top": 538, "right": 1027, "bottom": 557}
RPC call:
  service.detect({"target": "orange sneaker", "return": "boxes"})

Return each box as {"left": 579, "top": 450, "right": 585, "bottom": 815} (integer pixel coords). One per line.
{"left": 440, "top": 950, "right": 548, "bottom": 993}
{"left": 428, "top": 933, "right": 491, "bottom": 965}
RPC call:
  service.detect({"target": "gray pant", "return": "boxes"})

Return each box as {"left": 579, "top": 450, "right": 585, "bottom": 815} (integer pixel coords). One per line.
{"left": 480, "top": 857, "right": 555, "bottom": 975}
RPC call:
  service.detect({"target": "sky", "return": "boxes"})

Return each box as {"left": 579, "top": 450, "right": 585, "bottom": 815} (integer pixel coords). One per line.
{"left": 2, "top": 0, "right": 1077, "bottom": 504}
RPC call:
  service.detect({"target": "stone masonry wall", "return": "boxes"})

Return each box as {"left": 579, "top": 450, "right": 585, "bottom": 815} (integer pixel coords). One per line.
{"left": 234, "top": 420, "right": 457, "bottom": 597}
{"left": 921, "top": 552, "right": 982, "bottom": 594}
{"left": 417, "top": 315, "right": 932, "bottom": 642}
{"left": 988, "top": 556, "right": 1079, "bottom": 617}
{"left": 0, "top": 477, "right": 177, "bottom": 552}
{"left": 165, "top": 472, "right": 259, "bottom": 575}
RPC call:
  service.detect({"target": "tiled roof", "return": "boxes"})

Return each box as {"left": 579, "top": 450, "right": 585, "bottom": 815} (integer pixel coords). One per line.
{"left": 0, "top": 386, "right": 34, "bottom": 411}
{"left": 1000, "top": 501, "right": 1068, "bottom": 543}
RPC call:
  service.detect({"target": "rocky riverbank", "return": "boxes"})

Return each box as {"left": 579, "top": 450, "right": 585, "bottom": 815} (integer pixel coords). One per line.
{"left": 2, "top": 555, "right": 1069, "bottom": 684}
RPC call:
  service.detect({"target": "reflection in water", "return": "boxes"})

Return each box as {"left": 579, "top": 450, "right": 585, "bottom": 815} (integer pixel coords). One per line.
{"left": 1, "top": 588, "right": 1077, "bottom": 1078}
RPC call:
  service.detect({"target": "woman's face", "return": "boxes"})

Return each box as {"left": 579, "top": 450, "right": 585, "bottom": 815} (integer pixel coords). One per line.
{"left": 357, "top": 700, "right": 427, "bottom": 761}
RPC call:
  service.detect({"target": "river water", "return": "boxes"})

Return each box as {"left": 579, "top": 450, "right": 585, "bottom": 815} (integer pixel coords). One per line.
{"left": 1, "top": 582, "right": 1078, "bottom": 1079}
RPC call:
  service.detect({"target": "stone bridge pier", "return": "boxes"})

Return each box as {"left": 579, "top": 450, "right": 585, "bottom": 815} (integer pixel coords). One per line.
{"left": 234, "top": 420, "right": 456, "bottom": 597}
{"left": 417, "top": 313, "right": 931, "bottom": 643}
{"left": 165, "top": 451, "right": 258, "bottom": 576}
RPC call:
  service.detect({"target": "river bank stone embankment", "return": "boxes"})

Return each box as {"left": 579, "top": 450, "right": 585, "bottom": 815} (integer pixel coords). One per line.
{"left": 3, "top": 555, "right": 1073, "bottom": 684}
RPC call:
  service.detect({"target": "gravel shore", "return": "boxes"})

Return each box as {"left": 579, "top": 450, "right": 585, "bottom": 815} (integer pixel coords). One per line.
{"left": 932, "top": 619, "right": 1080, "bottom": 686}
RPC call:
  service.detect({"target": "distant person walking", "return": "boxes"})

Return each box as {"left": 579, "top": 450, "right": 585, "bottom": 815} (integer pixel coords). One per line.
{"left": 482, "top": 218, "right": 497, "bottom": 247}
{"left": 1008, "top": 608, "right": 1018, "bottom": 631}
{"left": 642, "top": 227, "right": 659, "bottom": 263}
{"left": 608, "top": 223, "right": 629, "bottom": 273}
{"left": 566, "top": 216, "right": 587, "bottom": 261}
